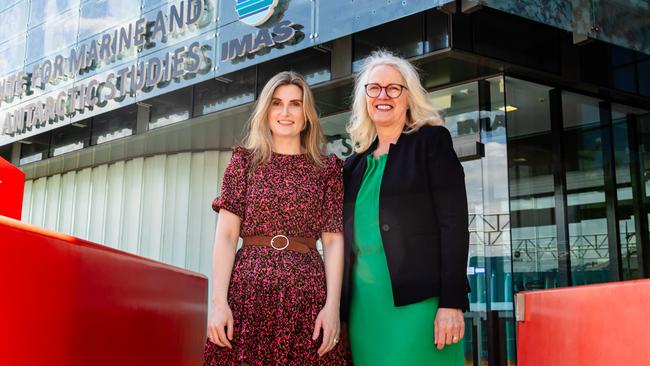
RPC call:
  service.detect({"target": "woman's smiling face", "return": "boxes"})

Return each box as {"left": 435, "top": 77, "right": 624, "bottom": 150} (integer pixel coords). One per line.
{"left": 267, "top": 84, "right": 305, "bottom": 140}
{"left": 365, "top": 64, "right": 409, "bottom": 130}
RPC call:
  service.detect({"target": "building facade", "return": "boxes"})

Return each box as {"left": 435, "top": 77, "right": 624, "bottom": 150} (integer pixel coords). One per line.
{"left": 2, "top": 1, "right": 649, "bottom": 364}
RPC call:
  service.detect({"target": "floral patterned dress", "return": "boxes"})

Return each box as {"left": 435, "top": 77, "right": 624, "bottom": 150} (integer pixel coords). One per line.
{"left": 203, "top": 147, "right": 350, "bottom": 366}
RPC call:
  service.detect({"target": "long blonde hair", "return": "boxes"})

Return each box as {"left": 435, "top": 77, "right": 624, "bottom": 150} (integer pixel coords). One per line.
{"left": 347, "top": 50, "right": 444, "bottom": 153}
{"left": 243, "top": 71, "right": 325, "bottom": 169}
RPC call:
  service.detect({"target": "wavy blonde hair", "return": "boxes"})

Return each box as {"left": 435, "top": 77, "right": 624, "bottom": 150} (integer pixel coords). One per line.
{"left": 347, "top": 50, "right": 444, "bottom": 153}
{"left": 243, "top": 71, "right": 325, "bottom": 169}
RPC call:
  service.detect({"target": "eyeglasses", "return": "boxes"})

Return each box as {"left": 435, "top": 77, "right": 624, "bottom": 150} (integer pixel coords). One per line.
{"left": 364, "top": 83, "right": 407, "bottom": 98}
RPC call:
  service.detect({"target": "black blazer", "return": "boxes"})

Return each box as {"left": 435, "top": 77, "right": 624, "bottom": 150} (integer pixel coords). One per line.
{"left": 341, "top": 125, "right": 470, "bottom": 321}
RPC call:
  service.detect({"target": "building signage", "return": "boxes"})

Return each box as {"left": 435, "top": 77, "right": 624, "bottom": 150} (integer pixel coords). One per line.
{"left": 0, "top": 0, "right": 460, "bottom": 147}
{"left": 236, "top": 0, "right": 279, "bottom": 26}
{"left": 221, "top": 0, "right": 299, "bottom": 61}
{"left": 0, "top": 0, "right": 306, "bottom": 145}
{"left": 0, "top": 0, "right": 213, "bottom": 140}
{"left": 221, "top": 20, "right": 296, "bottom": 61}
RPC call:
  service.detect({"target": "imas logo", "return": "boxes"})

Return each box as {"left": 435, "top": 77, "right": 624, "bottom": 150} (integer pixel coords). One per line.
{"left": 236, "top": 0, "right": 279, "bottom": 26}
{"left": 221, "top": 0, "right": 299, "bottom": 61}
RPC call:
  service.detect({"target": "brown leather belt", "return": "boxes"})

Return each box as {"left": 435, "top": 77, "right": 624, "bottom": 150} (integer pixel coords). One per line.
{"left": 242, "top": 235, "right": 318, "bottom": 253}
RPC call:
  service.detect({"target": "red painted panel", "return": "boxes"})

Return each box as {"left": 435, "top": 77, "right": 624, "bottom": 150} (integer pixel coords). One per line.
{"left": 517, "top": 279, "right": 650, "bottom": 366}
{"left": 0, "top": 215, "right": 208, "bottom": 366}
{"left": 0, "top": 157, "right": 25, "bottom": 220}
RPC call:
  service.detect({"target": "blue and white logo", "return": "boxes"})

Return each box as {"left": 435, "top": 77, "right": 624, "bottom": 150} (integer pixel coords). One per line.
{"left": 236, "top": 0, "right": 279, "bottom": 26}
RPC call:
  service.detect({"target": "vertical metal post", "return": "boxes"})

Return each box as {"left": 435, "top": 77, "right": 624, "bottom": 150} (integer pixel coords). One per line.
{"left": 600, "top": 101, "right": 623, "bottom": 281}
{"left": 472, "top": 317, "right": 480, "bottom": 366}
{"left": 10, "top": 142, "right": 21, "bottom": 166}
{"left": 136, "top": 102, "right": 151, "bottom": 135}
{"left": 330, "top": 36, "right": 352, "bottom": 79}
{"left": 549, "top": 88, "right": 572, "bottom": 287}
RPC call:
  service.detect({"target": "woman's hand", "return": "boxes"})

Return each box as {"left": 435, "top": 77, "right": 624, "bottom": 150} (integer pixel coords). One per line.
{"left": 312, "top": 304, "right": 341, "bottom": 357}
{"left": 207, "top": 302, "right": 234, "bottom": 348}
{"left": 434, "top": 307, "right": 465, "bottom": 350}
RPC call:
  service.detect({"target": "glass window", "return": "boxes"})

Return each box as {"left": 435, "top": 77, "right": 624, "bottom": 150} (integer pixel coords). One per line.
{"left": 610, "top": 45, "right": 636, "bottom": 67}
{"left": 425, "top": 9, "right": 450, "bottom": 53}
{"left": 193, "top": 67, "right": 255, "bottom": 116}
{"left": 257, "top": 47, "right": 332, "bottom": 88}
{"left": 505, "top": 78, "right": 557, "bottom": 292}
{"left": 612, "top": 64, "right": 637, "bottom": 94}
{"left": 79, "top": 0, "right": 141, "bottom": 42}
{"left": 313, "top": 82, "right": 353, "bottom": 117}
{"left": 638, "top": 59, "right": 650, "bottom": 97}
{"left": 352, "top": 13, "right": 424, "bottom": 72}
{"left": 420, "top": 57, "right": 499, "bottom": 91}
{"left": 29, "top": 0, "right": 80, "bottom": 28}
{"left": 148, "top": 87, "right": 193, "bottom": 130}
{"left": 19, "top": 131, "right": 51, "bottom": 165}
{"left": 612, "top": 104, "right": 650, "bottom": 280}
{"left": 142, "top": 0, "right": 168, "bottom": 11}
{"left": 91, "top": 104, "right": 137, "bottom": 145}
{"left": 0, "top": 1, "right": 28, "bottom": 44}
{"left": 0, "top": 36, "right": 27, "bottom": 77}
{"left": 0, "top": 144, "right": 12, "bottom": 162}
{"left": 469, "top": 8, "right": 561, "bottom": 74}
{"left": 429, "top": 82, "right": 479, "bottom": 139}
{"left": 50, "top": 121, "right": 91, "bottom": 157}
{"left": 638, "top": 114, "right": 650, "bottom": 275}
{"left": 562, "top": 91, "right": 610, "bottom": 286}
{"left": 321, "top": 111, "right": 353, "bottom": 160}
{"left": 26, "top": 9, "right": 79, "bottom": 63}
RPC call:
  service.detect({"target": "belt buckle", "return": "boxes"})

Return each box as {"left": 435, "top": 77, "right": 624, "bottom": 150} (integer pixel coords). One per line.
{"left": 270, "top": 234, "right": 290, "bottom": 251}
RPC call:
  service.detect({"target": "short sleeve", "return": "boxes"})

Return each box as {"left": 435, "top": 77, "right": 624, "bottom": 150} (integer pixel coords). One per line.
{"left": 211, "top": 147, "right": 250, "bottom": 220}
{"left": 321, "top": 155, "right": 344, "bottom": 233}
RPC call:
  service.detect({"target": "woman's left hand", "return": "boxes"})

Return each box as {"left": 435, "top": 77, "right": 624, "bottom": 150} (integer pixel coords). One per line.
{"left": 434, "top": 307, "right": 465, "bottom": 350}
{"left": 312, "top": 304, "right": 341, "bottom": 357}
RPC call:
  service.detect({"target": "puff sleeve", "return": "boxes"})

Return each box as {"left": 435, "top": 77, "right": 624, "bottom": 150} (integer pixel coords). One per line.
{"left": 211, "top": 147, "right": 250, "bottom": 220}
{"left": 320, "top": 155, "right": 345, "bottom": 233}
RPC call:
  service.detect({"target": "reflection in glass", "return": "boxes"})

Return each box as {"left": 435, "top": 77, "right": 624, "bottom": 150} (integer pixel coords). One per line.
{"left": 148, "top": 87, "right": 193, "bottom": 130}
{"left": 257, "top": 47, "right": 331, "bottom": 88}
{"left": 50, "top": 121, "right": 91, "bottom": 156}
{"left": 29, "top": 0, "right": 81, "bottom": 28}
{"left": 0, "top": 36, "right": 27, "bottom": 77}
{"left": 425, "top": 9, "right": 450, "bottom": 53}
{"left": 79, "top": 0, "right": 141, "bottom": 42}
{"left": 26, "top": 10, "right": 80, "bottom": 63}
{"left": 0, "top": 144, "right": 12, "bottom": 162}
{"left": 19, "top": 131, "right": 51, "bottom": 165}
{"left": 639, "top": 58, "right": 650, "bottom": 97}
{"left": 612, "top": 105, "right": 634, "bottom": 280}
{"left": 91, "top": 104, "right": 137, "bottom": 145}
{"left": 562, "top": 91, "right": 610, "bottom": 285}
{"left": 640, "top": 114, "right": 650, "bottom": 277}
{"left": 481, "top": 77, "right": 511, "bottom": 307}
{"left": 429, "top": 82, "right": 479, "bottom": 138}
{"left": 194, "top": 67, "right": 255, "bottom": 116}
{"left": 428, "top": 81, "right": 483, "bottom": 160}
{"left": 616, "top": 106, "right": 650, "bottom": 279}
{"left": 352, "top": 13, "right": 424, "bottom": 72}
{"left": 506, "top": 78, "right": 557, "bottom": 292}
{"left": 142, "top": 0, "right": 168, "bottom": 11}
{"left": 321, "top": 112, "right": 352, "bottom": 160}
{"left": 313, "top": 82, "right": 354, "bottom": 117}
{"left": 0, "top": 1, "right": 28, "bottom": 44}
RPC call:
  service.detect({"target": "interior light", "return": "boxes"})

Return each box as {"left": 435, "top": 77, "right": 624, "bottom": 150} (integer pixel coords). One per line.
{"left": 498, "top": 105, "right": 518, "bottom": 112}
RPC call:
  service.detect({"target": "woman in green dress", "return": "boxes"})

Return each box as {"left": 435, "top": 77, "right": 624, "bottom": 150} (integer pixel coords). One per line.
{"left": 341, "top": 51, "right": 470, "bottom": 366}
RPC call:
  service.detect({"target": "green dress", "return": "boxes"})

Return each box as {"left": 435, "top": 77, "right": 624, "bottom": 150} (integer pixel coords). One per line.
{"left": 349, "top": 154, "right": 464, "bottom": 366}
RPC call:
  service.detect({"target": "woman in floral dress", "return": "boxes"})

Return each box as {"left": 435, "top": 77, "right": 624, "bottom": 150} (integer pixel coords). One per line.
{"left": 203, "top": 71, "right": 350, "bottom": 366}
